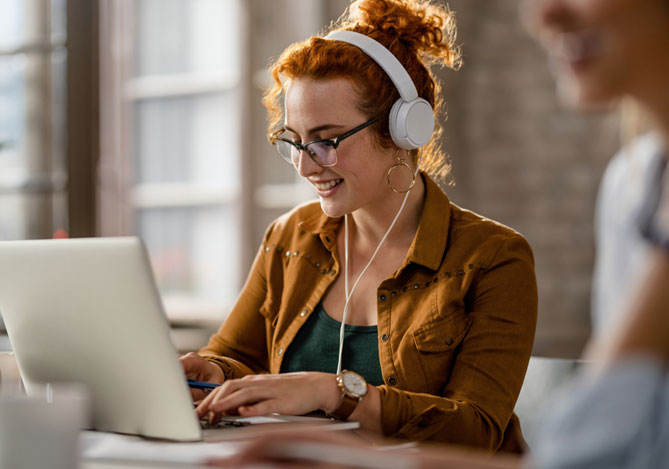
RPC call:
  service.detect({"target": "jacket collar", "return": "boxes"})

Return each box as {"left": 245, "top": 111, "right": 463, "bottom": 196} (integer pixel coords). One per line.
{"left": 297, "top": 172, "right": 451, "bottom": 271}
{"left": 406, "top": 173, "right": 451, "bottom": 271}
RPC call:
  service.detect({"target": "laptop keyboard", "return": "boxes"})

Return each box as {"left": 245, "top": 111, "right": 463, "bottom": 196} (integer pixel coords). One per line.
{"left": 199, "top": 417, "right": 251, "bottom": 430}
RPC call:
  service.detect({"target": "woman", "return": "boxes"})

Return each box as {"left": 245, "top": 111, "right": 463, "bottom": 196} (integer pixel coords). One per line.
{"left": 219, "top": 0, "right": 669, "bottom": 466}
{"left": 181, "top": 0, "right": 537, "bottom": 452}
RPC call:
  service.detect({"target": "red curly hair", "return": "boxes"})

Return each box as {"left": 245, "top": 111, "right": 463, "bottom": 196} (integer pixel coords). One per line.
{"left": 263, "top": 0, "right": 460, "bottom": 182}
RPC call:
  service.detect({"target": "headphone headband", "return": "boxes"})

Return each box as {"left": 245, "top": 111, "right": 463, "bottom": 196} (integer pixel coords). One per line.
{"left": 323, "top": 30, "right": 434, "bottom": 149}
{"left": 324, "top": 31, "right": 418, "bottom": 102}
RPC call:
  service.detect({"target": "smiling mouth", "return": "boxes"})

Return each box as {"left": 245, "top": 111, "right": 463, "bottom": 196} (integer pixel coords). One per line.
{"left": 552, "top": 31, "right": 602, "bottom": 67}
{"left": 313, "top": 179, "right": 342, "bottom": 191}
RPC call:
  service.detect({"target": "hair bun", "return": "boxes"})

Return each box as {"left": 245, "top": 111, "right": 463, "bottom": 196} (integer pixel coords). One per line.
{"left": 340, "top": 0, "right": 460, "bottom": 69}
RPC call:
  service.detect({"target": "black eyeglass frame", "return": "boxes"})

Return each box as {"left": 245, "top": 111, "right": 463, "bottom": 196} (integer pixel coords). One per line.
{"left": 269, "top": 116, "right": 379, "bottom": 167}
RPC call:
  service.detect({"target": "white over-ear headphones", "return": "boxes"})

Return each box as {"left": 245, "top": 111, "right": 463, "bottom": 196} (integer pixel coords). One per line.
{"left": 324, "top": 30, "right": 434, "bottom": 150}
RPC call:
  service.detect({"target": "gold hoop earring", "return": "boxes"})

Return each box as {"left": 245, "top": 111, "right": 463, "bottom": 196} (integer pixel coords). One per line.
{"left": 386, "top": 151, "right": 416, "bottom": 193}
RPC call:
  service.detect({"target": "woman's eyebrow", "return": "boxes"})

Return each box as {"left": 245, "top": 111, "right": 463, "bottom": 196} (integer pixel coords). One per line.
{"left": 284, "top": 123, "right": 345, "bottom": 136}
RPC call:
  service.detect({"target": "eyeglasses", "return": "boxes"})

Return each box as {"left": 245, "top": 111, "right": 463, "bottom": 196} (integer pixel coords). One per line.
{"left": 269, "top": 117, "right": 378, "bottom": 167}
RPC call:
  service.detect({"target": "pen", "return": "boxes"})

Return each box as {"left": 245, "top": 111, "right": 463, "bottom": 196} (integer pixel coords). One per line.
{"left": 187, "top": 379, "right": 221, "bottom": 391}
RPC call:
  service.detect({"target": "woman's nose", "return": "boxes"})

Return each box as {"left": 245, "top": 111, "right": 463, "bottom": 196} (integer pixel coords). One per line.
{"left": 521, "top": 0, "right": 574, "bottom": 38}
{"left": 295, "top": 148, "right": 323, "bottom": 178}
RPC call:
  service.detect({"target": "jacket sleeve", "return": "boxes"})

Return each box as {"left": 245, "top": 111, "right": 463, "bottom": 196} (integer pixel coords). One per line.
{"left": 198, "top": 223, "right": 277, "bottom": 379}
{"left": 378, "top": 235, "right": 538, "bottom": 451}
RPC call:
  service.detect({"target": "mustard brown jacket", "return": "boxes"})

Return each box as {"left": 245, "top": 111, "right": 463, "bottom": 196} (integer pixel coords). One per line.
{"left": 200, "top": 173, "right": 538, "bottom": 452}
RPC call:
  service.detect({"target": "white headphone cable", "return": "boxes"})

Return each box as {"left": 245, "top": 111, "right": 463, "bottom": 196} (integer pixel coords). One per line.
{"left": 336, "top": 149, "right": 423, "bottom": 374}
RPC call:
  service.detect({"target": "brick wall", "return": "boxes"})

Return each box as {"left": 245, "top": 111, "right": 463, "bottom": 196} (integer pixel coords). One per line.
{"left": 440, "top": 1, "right": 620, "bottom": 357}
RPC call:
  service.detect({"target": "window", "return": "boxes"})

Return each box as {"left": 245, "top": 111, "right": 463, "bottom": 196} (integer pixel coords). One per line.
{"left": 99, "top": 0, "right": 243, "bottom": 324}
{"left": 0, "top": 0, "right": 73, "bottom": 349}
{"left": 98, "top": 1, "right": 340, "bottom": 334}
{"left": 0, "top": 0, "right": 68, "bottom": 241}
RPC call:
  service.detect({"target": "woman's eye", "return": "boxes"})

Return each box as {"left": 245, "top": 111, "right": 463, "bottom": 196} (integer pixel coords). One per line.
{"left": 313, "top": 140, "right": 334, "bottom": 148}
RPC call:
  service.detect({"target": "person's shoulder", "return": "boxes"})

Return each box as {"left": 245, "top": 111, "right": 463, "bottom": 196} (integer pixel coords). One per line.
{"left": 598, "top": 132, "right": 665, "bottom": 211}
{"left": 617, "top": 132, "right": 664, "bottom": 159}
{"left": 423, "top": 173, "right": 525, "bottom": 242}
{"left": 606, "top": 132, "right": 665, "bottom": 181}
{"left": 421, "top": 174, "right": 533, "bottom": 264}
{"left": 448, "top": 203, "right": 534, "bottom": 263}
{"left": 263, "top": 199, "right": 329, "bottom": 242}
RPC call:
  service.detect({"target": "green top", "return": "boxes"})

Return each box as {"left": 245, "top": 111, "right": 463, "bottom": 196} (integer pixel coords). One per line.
{"left": 280, "top": 302, "right": 384, "bottom": 386}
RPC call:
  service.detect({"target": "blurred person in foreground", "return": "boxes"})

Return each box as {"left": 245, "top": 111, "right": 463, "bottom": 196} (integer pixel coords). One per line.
{"left": 213, "top": 0, "right": 669, "bottom": 467}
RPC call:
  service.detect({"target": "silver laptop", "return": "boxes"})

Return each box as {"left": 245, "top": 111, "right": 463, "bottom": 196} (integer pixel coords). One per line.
{"left": 0, "top": 237, "right": 357, "bottom": 442}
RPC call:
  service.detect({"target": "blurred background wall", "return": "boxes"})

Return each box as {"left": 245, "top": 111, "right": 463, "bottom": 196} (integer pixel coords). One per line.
{"left": 437, "top": 0, "right": 619, "bottom": 357}
{"left": 0, "top": 0, "right": 621, "bottom": 358}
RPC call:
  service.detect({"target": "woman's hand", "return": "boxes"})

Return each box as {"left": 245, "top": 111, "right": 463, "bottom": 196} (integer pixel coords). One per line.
{"left": 179, "top": 352, "right": 225, "bottom": 402}
{"left": 194, "top": 371, "right": 340, "bottom": 423}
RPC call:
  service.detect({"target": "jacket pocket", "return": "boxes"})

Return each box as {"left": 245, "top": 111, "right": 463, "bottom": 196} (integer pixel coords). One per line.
{"left": 412, "top": 312, "right": 472, "bottom": 393}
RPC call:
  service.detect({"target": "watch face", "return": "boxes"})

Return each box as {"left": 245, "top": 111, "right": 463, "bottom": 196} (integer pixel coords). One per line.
{"left": 342, "top": 371, "right": 368, "bottom": 398}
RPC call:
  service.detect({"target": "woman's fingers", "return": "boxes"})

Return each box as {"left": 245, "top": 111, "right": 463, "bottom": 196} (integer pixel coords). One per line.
{"left": 179, "top": 352, "right": 225, "bottom": 384}
{"left": 208, "top": 385, "right": 275, "bottom": 414}
{"left": 237, "top": 398, "right": 283, "bottom": 417}
{"left": 195, "top": 372, "right": 331, "bottom": 421}
{"left": 190, "top": 388, "right": 208, "bottom": 403}
{"left": 195, "top": 379, "right": 258, "bottom": 418}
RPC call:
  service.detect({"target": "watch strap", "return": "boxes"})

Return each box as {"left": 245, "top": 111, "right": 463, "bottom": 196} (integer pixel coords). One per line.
{"left": 326, "top": 393, "right": 359, "bottom": 421}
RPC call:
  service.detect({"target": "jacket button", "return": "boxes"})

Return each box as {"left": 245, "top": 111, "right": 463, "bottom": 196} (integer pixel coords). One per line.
{"left": 277, "top": 347, "right": 284, "bottom": 356}
{"left": 379, "top": 294, "right": 387, "bottom": 302}
{"left": 380, "top": 333, "right": 389, "bottom": 342}
{"left": 390, "top": 291, "right": 397, "bottom": 296}
{"left": 285, "top": 251, "right": 291, "bottom": 257}
{"left": 388, "top": 376, "right": 397, "bottom": 386}
{"left": 300, "top": 309, "right": 308, "bottom": 317}
{"left": 446, "top": 337, "right": 454, "bottom": 346}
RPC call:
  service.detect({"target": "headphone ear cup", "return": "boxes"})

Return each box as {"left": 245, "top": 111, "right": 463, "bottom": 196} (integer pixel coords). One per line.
{"left": 389, "top": 98, "right": 434, "bottom": 150}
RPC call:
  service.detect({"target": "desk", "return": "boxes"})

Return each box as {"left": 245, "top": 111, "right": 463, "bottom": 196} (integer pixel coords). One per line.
{"left": 82, "top": 462, "right": 212, "bottom": 469}
{"left": 77, "top": 428, "right": 421, "bottom": 469}
{"left": 77, "top": 419, "right": 360, "bottom": 469}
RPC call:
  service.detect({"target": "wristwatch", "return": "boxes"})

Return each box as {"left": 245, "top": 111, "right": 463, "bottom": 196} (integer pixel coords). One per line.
{"left": 327, "top": 370, "right": 368, "bottom": 421}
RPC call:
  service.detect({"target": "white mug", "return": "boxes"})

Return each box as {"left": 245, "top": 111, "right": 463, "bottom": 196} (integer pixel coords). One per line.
{"left": 0, "top": 382, "right": 89, "bottom": 469}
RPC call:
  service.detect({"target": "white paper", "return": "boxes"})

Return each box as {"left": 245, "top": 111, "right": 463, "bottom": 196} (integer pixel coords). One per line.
{"left": 81, "top": 431, "right": 241, "bottom": 465}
